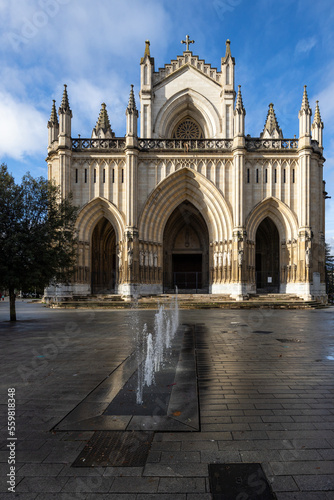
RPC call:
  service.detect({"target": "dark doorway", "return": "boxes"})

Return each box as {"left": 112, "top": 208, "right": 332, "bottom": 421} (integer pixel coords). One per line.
{"left": 163, "top": 202, "right": 209, "bottom": 293}
{"left": 172, "top": 254, "right": 202, "bottom": 289}
{"left": 91, "top": 218, "right": 116, "bottom": 294}
{"left": 255, "top": 217, "right": 280, "bottom": 292}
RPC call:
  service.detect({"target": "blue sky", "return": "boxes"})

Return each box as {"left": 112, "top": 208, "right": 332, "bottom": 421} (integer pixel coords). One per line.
{"left": 0, "top": 0, "right": 333, "bottom": 250}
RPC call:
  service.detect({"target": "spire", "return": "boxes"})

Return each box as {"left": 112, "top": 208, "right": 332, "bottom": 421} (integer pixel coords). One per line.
{"left": 47, "top": 100, "right": 59, "bottom": 149}
{"left": 235, "top": 85, "right": 245, "bottom": 113}
{"left": 92, "top": 103, "right": 114, "bottom": 139}
{"left": 126, "top": 85, "right": 138, "bottom": 138}
{"left": 140, "top": 39, "right": 154, "bottom": 64}
{"left": 48, "top": 100, "right": 58, "bottom": 126}
{"left": 300, "top": 85, "right": 311, "bottom": 112}
{"left": 58, "top": 84, "right": 71, "bottom": 114}
{"left": 127, "top": 85, "right": 137, "bottom": 113}
{"left": 260, "top": 103, "right": 283, "bottom": 139}
{"left": 144, "top": 40, "right": 150, "bottom": 58}
{"left": 222, "top": 38, "right": 235, "bottom": 64}
{"left": 312, "top": 100, "right": 324, "bottom": 147}
{"left": 298, "top": 85, "right": 312, "bottom": 140}
{"left": 225, "top": 39, "right": 232, "bottom": 58}
{"left": 313, "top": 100, "right": 322, "bottom": 125}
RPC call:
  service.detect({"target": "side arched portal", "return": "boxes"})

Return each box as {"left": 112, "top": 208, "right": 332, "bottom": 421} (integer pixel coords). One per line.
{"left": 91, "top": 218, "right": 116, "bottom": 294}
{"left": 163, "top": 202, "right": 209, "bottom": 292}
{"left": 255, "top": 217, "right": 280, "bottom": 292}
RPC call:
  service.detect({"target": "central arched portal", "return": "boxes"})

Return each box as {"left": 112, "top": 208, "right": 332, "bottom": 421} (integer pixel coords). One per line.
{"left": 163, "top": 202, "right": 209, "bottom": 292}
{"left": 255, "top": 217, "right": 280, "bottom": 292}
{"left": 91, "top": 218, "right": 116, "bottom": 294}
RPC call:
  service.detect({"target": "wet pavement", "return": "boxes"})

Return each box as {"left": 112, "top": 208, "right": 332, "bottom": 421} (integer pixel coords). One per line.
{"left": 0, "top": 299, "right": 334, "bottom": 499}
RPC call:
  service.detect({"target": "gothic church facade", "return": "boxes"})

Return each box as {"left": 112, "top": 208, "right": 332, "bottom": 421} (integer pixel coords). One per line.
{"left": 46, "top": 39, "right": 326, "bottom": 300}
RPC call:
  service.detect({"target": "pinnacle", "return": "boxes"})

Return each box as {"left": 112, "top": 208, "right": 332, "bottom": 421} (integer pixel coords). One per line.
{"left": 59, "top": 84, "right": 71, "bottom": 114}
{"left": 261, "top": 103, "right": 283, "bottom": 138}
{"left": 96, "top": 103, "right": 111, "bottom": 131}
{"left": 127, "top": 84, "right": 137, "bottom": 111}
{"left": 92, "top": 103, "right": 114, "bottom": 138}
{"left": 313, "top": 100, "right": 323, "bottom": 125}
{"left": 235, "top": 85, "right": 245, "bottom": 111}
{"left": 301, "top": 85, "right": 310, "bottom": 111}
{"left": 49, "top": 100, "right": 58, "bottom": 125}
{"left": 144, "top": 40, "right": 150, "bottom": 57}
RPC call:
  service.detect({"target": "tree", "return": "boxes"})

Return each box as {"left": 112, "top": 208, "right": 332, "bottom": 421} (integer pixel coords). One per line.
{"left": 325, "top": 242, "right": 334, "bottom": 302}
{"left": 0, "top": 164, "right": 78, "bottom": 321}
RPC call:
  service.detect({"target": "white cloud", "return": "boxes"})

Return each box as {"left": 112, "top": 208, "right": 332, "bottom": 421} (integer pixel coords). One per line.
{"left": 0, "top": 91, "right": 46, "bottom": 159}
{"left": 295, "top": 36, "right": 317, "bottom": 55}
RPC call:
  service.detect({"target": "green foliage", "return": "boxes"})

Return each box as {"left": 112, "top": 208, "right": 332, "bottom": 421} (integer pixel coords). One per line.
{"left": 325, "top": 242, "right": 334, "bottom": 301}
{"left": 0, "top": 163, "right": 78, "bottom": 294}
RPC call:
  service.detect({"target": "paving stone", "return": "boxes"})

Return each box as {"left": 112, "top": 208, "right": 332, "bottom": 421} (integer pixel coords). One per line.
{"left": 61, "top": 476, "right": 114, "bottom": 492}
{"left": 293, "top": 474, "right": 334, "bottom": 491}
{"left": 271, "top": 460, "right": 334, "bottom": 475}
{"left": 110, "top": 477, "right": 159, "bottom": 493}
{"left": 15, "top": 477, "right": 69, "bottom": 493}
{"left": 137, "top": 495, "right": 186, "bottom": 500}
{"left": 158, "top": 477, "right": 206, "bottom": 493}
{"left": 143, "top": 463, "right": 208, "bottom": 477}
{"left": 269, "top": 475, "right": 299, "bottom": 492}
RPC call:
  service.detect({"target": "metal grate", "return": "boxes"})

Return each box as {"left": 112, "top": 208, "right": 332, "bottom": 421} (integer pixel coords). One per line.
{"left": 277, "top": 338, "right": 302, "bottom": 343}
{"left": 72, "top": 431, "right": 154, "bottom": 467}
{"left": 209, "top": 463, "right": 277, "bottom": 499}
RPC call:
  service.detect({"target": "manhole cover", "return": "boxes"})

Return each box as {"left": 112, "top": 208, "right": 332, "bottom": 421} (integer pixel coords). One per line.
{"left": 72, "top": 431, "right": 153, "bottom": 467}
{"left": 209, "top": 463, "right": 277, "bottom": 499}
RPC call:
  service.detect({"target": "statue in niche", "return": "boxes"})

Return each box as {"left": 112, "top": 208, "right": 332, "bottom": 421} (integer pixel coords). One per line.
{"left": 238, "top": 250, "right": 244, "bottom": 266}
{"left": 118, "top": 249, "right": 122, "bottom": 268}
{"left": 223, "top": 251, "right": 227, "bottom": 267}
{"left": 144, "top": 250, "right": 149, "bottom": 266}
{"left": 127, "top": 248, "right": 133, "bottom": 266}
{"left": 214, "top": 252, "right": 218, "bottom": 268}
{"left": 149, "top": 250, "right": 153, "bottom": 267}
{"left": 153, "top": 252, "right": 158, "bottom": 267}
{"left": 139, "top": 250, "right": 144, "bottom": 266}
{"left": 218, "top": 252, "right": 222, "bottom": 267}
{"left": 305, "top": 247, "right": 311, "bottom": 266}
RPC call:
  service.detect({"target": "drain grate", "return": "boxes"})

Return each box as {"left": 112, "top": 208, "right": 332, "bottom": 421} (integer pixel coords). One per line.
{"left": 253, "top": 330, "right": 273, "bottom": 334}
{"left": 72, "top": 431, "right": 154, "bottom": 467}
{"left": 277, "top": 338, "right": 302, "bottom": 343}
{"left": 208, "top": 463, "right": 277, "bottom": 499}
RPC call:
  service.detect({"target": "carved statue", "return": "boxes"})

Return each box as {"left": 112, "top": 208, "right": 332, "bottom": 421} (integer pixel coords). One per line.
{"left": 305, "top": 247, "right": 311, "bottom": 266}
{"left": 214, "top": 252, "right": 218, "bottom": 268}
{"left": 127, "top": 248, "right": 133, "bottom": 267}
{"left": 218, "top": 252, "right": 222, "bottom": 267}
{"left": 238, "top": 250, "right": 243, "bottom": 266}
{"left": 223, "top": 251, "right": 227, "bottom": 267}
{"left": 118, "top": 249, "right": 122, "bottom": 268}
{"left": 149, "top": 250, "right": 153, "bottom": 267}
{"left": 153, "top": 252, "right": 158, "bottom": 268}
{"left": 139, "top": 250, "right": 144, "bottom": 266}
{"left": 144, "top": 250, "right": 149, "bottom": 267}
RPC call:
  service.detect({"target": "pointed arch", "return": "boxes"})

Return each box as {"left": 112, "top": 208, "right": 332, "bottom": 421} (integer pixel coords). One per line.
{"left": 138, "top": 167, "right": 233, "bottom": 243}
{"left": 153, "top": 88, "right": 220, "bottom": 138}
{"left": 76, "top": 197, "right": 125, "bottom": 243}
{"left": 246, "top": 196, "right": 298, "bottom": 242}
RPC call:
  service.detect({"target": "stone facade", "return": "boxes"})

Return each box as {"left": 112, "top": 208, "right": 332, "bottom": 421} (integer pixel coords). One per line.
{"left": 46, "top": 39, "right": 326, "bottom": 300}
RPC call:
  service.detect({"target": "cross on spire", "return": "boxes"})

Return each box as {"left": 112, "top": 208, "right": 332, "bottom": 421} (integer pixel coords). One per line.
{"left": 181, "top": 34, "right": 194, "bottom": 51}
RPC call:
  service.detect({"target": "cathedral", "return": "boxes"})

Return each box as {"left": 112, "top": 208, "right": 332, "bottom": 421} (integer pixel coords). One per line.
{"left": 45, "top": 37, "right": 326, "bottom": 301}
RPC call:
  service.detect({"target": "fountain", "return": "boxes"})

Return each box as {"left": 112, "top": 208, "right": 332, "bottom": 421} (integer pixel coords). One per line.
{"left": 136, "top": 292, "right": 179, "bottom": 404}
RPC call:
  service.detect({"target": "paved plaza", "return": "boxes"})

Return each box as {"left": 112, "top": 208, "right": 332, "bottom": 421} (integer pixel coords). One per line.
{"left": 1, "top": 300, "right": 334, "bottom": 499}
